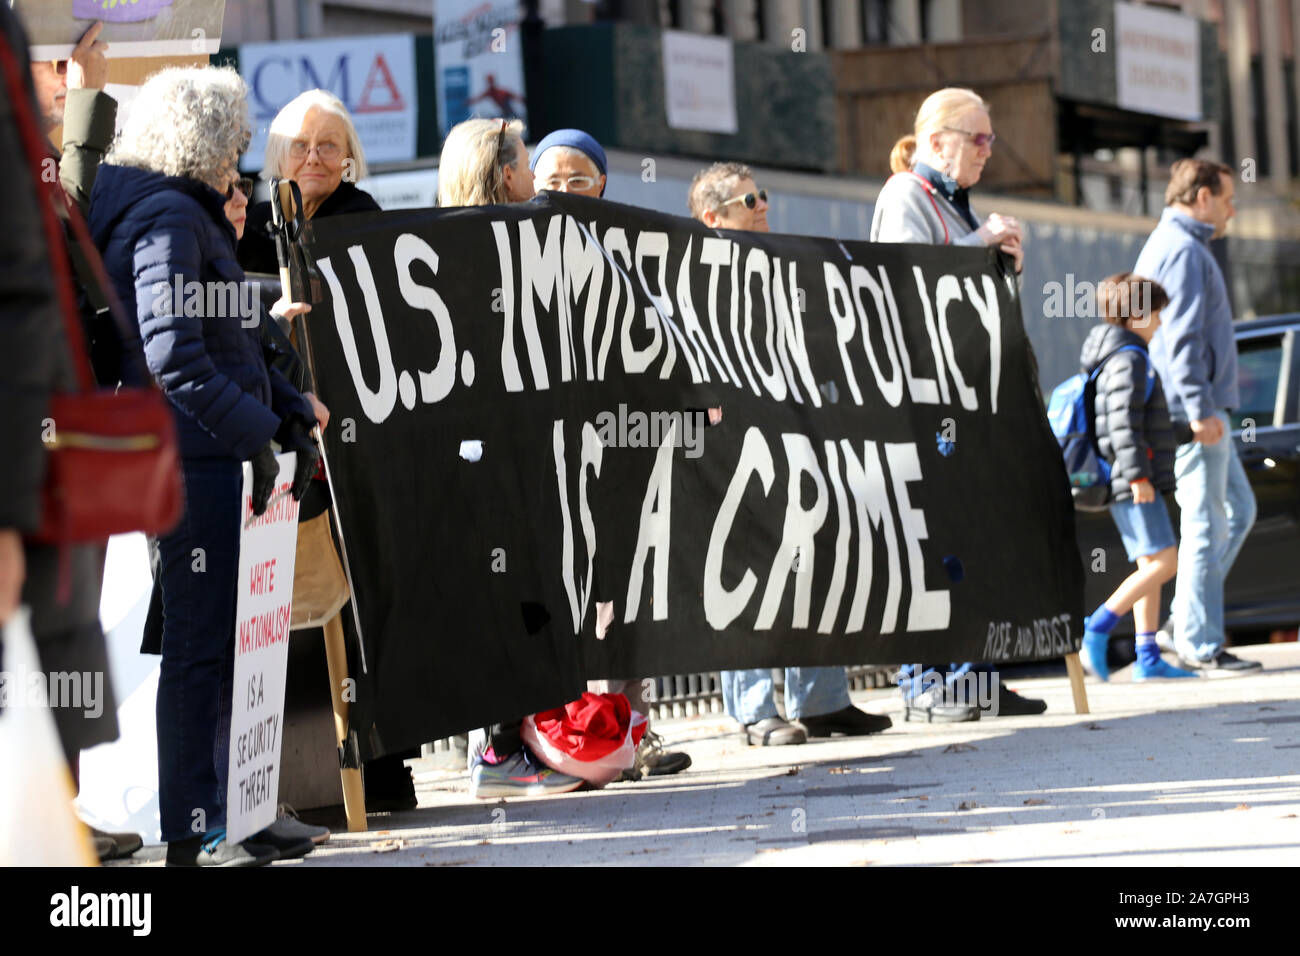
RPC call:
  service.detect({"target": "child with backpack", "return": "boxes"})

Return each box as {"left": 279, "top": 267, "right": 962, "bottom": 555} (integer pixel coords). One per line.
{"left": 1077, "top": 273, "right": 1197, "bottom": 682}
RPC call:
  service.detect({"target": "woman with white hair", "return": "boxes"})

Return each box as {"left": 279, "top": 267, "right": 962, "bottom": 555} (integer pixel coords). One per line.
{"left": 238, "top": 89, "right": 380, "bottom": 275}
{"left": 239, "top": 89, "right": 428, "bottom": 812}
{"left": 872, "top": 87, "right": 1044, "bottom": 723}
{"left": 870, "top": 86, "right": 1024, "bottom": 272}
{"left": 89, "top": 66, "right": 321, "bottom": 866}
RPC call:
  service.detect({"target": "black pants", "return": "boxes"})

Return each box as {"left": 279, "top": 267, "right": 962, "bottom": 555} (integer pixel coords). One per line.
{"left": 485, "top": 720, "right": 523, "bottom": 757}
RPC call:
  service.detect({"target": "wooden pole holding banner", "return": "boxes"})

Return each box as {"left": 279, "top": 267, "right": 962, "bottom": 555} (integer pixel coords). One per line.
{"left": 323, "top": 611, "right": 367, "bottom": 832}
{"left": 1063, "top": 652, "right": 1089, "bottom": 714}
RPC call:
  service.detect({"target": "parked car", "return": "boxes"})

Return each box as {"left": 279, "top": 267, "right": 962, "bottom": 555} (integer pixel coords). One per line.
{"left": 1074, "top": 313, "right": 1300, "bottom": 637}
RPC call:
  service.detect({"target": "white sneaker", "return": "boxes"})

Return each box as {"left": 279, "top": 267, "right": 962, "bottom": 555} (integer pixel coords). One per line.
{"left": 1155, "top": 621, "right": 1176, "bottom": 653}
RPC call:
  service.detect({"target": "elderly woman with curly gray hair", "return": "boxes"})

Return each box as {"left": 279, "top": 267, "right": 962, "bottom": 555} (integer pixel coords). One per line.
{"left": 89, "top": 66, "right": 322, "bottom": 867}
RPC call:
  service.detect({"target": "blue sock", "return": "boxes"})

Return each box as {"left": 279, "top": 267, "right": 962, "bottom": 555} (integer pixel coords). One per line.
{"left": 1088, "top": 604, "right": 1120, "bottom": 634}
{"left": 1136, "top": 632, "right": 1160, "bottom": 666}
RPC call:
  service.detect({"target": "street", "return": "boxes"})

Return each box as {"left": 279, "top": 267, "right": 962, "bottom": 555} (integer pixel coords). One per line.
{"left": 110, "top": 643, "right": 1300, "bottom": 867}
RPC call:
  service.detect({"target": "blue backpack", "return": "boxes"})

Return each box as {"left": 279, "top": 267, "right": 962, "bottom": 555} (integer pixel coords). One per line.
{"left": 1047, "top": 345, "right": 1153, "bottom": 511}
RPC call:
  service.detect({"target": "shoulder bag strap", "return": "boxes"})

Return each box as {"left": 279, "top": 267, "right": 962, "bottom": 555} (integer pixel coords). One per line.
{"left": 901, "top": 171, "right": 950, "bottom": 245}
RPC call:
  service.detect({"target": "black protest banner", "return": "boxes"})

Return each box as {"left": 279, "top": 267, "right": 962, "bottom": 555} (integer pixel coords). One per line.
{"left": 306, "top": 193, "right": 1084, "bottom": 755}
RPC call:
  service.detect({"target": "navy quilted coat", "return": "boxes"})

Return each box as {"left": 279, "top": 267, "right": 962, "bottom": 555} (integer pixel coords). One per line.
{"left": 89, "top": 164, "right": 312, "bottom": 461}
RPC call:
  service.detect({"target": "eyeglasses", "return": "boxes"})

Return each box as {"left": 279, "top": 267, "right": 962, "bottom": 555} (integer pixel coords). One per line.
{"left": 941, "top": 127, "right": 996, "bottom": 148}
{"left": 721, "top": 188, "right": 768, "bottom": 210}
{"left": 224, "top": 177, "right": 254, "bottom": 201}
{"left": 535, "top": 174, "right": 599, "bottom": 192}
{"left": 289, "top": 140, "right": 343, "bottom": 161}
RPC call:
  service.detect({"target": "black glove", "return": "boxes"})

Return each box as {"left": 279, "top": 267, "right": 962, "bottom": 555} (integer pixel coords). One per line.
{"left": 278, "top": 419, "right": 320, "bottom": 502}
{"left": 250, "top": 443, "right": 279, "bottom": 516}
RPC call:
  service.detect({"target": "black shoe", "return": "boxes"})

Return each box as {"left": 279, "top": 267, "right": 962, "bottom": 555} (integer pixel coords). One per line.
{"left": 1177, "top": 649, "right": 1263, "bottom": 676}
{"left": 984, "top": 684, "right": 1048, "bottom": 717}
{"left": 166, "top": 830, "right": 276, "bottom": 867}
{"left": 744, "top": 716, "right": 808, "bottom": 746}
{"left": 365, "top": 764, "right": 418, "bottom": 811}
{"left": 798, "top": 705, "right": 892, "bottom": 737}
{"left": 902, "top": 687, "right": 980, "bottom": 723}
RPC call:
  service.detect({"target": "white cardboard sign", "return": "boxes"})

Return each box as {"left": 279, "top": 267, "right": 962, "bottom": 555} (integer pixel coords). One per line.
{"left": 662, "top": 30, "right": 737, "bottom": 134}
{"left": 225, "top": 453, "right": 300, "bottom": 845}
{"left": 1115, "top": 1, "right": 1201, "bottom": 121}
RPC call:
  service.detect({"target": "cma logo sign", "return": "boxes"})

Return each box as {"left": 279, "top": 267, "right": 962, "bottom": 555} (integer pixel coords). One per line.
{"left": 249, "top": 51, "right": 408, "bottom": 118}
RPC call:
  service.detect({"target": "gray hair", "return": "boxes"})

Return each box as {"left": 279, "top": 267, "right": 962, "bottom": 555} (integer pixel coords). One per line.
{"left": 262, "top": 89, "right": 368, "bottom": 182}
{"left": 688, "top": 161, "right": 752, "bottom": 221}
{"left": 108, "top": 66, "right": 250, "bottom": 191}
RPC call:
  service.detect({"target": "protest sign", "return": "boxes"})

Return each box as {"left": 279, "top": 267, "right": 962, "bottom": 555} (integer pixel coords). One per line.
{"left": 304, "top": 193, "right": 1085, "bottom": 755}
{"left": 225, "top": 454, "right": 299, "bottom": 845}
{"left": 15, "top": 0, "right": 225, "bottom": 60}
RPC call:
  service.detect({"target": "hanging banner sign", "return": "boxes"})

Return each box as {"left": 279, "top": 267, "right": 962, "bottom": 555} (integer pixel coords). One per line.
{"left": 305, "top": 193, "right": 1085, "bottom": 755}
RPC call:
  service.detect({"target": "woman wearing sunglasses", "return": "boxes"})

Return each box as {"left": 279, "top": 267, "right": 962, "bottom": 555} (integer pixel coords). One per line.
{"left": 872, "top": 87, "right": 1044, "bottom": 724}
{"left": 689, "top": 161, "right": 770, "bottom": 233}
{"left": 871, "top": 86, "right": 1024, "bottom": 274}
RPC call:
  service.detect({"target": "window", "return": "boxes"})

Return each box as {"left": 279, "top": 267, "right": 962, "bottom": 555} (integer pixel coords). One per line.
{"left": 861, "top": 0, "right": 889, "bottom": 45}
{"left": 1232, "top": 335, "right": 1285, "bottom": 430}
{"left": 1251, "top": 55, "right": 1270, "bottom": 178}
{"left": 1285, "top": 59, "right": 1299, "bottom": 177}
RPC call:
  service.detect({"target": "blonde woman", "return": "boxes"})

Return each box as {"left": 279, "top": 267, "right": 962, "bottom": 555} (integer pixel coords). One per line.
{"left": 870, "top": 86, "right": 1024, "bottom": 273}
{"left": 873, "top": 87, "right": 1043, "bottom": 722}
{"left": 435, "top": 117, "right": 581, "bottom": 797}
{"left": 437, "top": 116, "right": 534, "bottom": 207}
{"left": 238, "top": 89, "right": 379, "bottom": 275}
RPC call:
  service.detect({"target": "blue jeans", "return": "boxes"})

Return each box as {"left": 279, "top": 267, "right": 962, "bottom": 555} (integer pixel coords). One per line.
{"left": 156, "top": 458, "right": 242, "bottom": 842}
{"left": 897, "top": 661, "right": 993, "bottom": 700}
{"left": 1171, "top": 411, "right": 1256, "bottom": 662}
{"left": 720, "top": 667, "right": 851, "bottom": 724}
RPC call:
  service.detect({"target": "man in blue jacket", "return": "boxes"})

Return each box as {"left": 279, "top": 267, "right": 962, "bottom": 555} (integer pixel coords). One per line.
{"left": 1133, "top": 159, "right": 1260, "bottom": 674}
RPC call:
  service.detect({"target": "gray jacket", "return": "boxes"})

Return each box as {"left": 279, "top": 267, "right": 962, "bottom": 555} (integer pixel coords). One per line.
{"left": 870, "top": 171, "right": 987, "bottom": 246}
{"left": 1133, "top": 208, "right": 1238, "bottom": 423}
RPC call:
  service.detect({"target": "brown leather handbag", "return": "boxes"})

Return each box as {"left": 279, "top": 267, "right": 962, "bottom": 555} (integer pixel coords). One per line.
{"left": 0, "top": 28, "right": 182, "bottom": 550}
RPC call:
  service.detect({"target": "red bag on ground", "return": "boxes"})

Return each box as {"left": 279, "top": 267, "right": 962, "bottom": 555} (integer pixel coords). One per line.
{"left": 522, "top": 692, "right": 648, "bottom": 786}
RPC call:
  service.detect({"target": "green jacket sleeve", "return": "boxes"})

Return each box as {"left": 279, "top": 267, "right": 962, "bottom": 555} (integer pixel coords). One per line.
{"left": 58, "top": 87, "right": 116, "bottom": 217}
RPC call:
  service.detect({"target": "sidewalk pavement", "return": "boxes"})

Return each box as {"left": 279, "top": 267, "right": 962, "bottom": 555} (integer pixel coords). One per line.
{"left": 116, "top": 643, "right": 1300, "bottom": 866}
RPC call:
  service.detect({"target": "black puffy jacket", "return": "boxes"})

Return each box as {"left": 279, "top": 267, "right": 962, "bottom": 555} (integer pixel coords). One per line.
{"left": 1079, "top": 323, "right": 1184, "bottom": 500}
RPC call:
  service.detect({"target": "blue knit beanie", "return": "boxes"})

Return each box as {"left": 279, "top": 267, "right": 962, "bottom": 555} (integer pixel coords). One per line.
{"left": 530, "top": 129, "right": 608, "bottom": 194}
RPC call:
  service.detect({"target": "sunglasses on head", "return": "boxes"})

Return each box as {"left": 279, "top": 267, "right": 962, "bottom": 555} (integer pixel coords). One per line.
{"left": 942, "top": 127, "right": 996, "bottom": 148}
{"left": 721, "top": 188, "right": 768, "bottom": 211}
